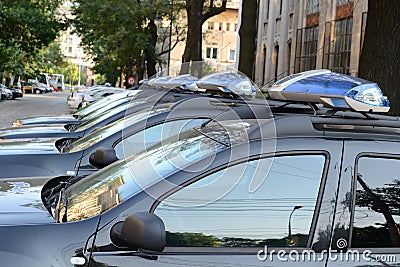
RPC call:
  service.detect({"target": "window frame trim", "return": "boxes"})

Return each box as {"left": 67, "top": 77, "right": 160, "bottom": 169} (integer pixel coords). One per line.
{"left": 350, "top": 152, "right": 400, "bottom": 250}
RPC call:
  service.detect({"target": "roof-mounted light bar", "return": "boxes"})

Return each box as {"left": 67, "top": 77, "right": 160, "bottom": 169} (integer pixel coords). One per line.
{"left": 165, "top": 74, "right": 199, "bottom": 91}
{"left": 196, "top": 72, "right": 257, "bottom": 98}
{"left": 267, "top": 70, "right": 390, "bottom": 113}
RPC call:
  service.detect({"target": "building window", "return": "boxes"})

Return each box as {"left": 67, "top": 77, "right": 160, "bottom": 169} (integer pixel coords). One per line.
{"left": 289, "top": 13, "right": 294, "bottom": 31}
{"left": 206, "top": 47, "right": 218, "bottom": 59}
{"left": 294, "top": 26, "right": 319, "bottom": 73}
{"left": 219, "top": 22, "right": 223, "bottom": 31}
{"left": 306, "top": 0, "right": 320, "bottom": 15}
{"left": 275, "top": 18, "right": 281, "bottom": 35}
{"left": 208, "top": 22, "right": 214, "bottom": 30}
{"left": 263, "top": 22, "right": 268, "bottom": 37}
{"left": 264, "top": 0, "right": 270, "bottom": 20}
{"left": 330, "top": 17, "right": 353, "bottom": 74}
{"left": 228, "top": 49, "right": 235, "bottom": 61}
{"left": 68, "top": 47, "right": 72, "bottom": 53}
{"left": 288, "top": 0, "right": 294, "bottom": 12}
{"left": 274, "top": 45, "right": 279, "bottom": 81}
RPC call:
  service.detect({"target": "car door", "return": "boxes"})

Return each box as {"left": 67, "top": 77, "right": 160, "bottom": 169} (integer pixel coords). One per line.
{"left": 327, "top": 140, "right": 400, "bottom": 266}
{"left": 87, "top": 138, "right": 343, "bottom": 266}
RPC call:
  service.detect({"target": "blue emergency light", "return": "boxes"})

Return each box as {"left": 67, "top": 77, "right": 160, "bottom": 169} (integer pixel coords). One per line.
{"left": 196, "top": 72, "right": 257, "bottom": 98}
{"left": 267, "top": 70, "right": 390, "bottom": 113}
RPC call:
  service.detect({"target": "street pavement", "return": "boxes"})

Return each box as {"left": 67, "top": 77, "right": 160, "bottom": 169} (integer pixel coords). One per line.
{"left": 0, "top": 92, "right": 73, "bottom": 129}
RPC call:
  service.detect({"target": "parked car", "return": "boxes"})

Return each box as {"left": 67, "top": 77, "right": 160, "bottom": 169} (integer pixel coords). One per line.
{"left": 1, "top": 70, "right": 398, "bottom": 266}
{"left": 0, "top": 89, "right": 200, "bottom": 140}
{"left": 8, "top": 87, "right": 23, "bottom": 99}
{"left": 11, "top": 85, "right": 165, "bottom": 127}
{"left": 67, "top": 86, "right": 127, "bottom": 108}
{"left": 0, "top": 94, "right": 269, "bottom": 179}
{"left": 0, "top": 85, "right": 13, "bottom": 100}
{"left": 29, "top": 80, "right": 53, "bottom": 93}
{"left": 0, "top": 71, "right": 400, "bottom": 266}
{"left": 12, "top": 92, "right": 140, "bottom": 127}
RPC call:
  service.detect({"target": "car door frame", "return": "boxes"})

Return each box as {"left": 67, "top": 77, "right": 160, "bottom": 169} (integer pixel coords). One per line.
{"left": 87, "top": 137, "right": 343, "bottom": 266}
{"left": 328, "top": 139, "right": 400, "bottom": 266}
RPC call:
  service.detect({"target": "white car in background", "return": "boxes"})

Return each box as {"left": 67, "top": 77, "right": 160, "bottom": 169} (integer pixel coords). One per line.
{"left": 0, "top": 85, "right": 13, "bottom": 100}
{"left": 67, "top": 86, "right": 129, "bottom": 109}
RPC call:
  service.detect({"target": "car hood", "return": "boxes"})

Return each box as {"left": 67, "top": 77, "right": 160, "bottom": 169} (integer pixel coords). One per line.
{"left": 17, "top": 116, "right": 77, "bottom": 125}
{"left": 0, "top": 177, "right": 55, "bottom": 226}
{"left": 0, "top": 138, "right": 60, "bottom": 154}
{"left": 0, "top": 125, "right": 68, "bottom": 138}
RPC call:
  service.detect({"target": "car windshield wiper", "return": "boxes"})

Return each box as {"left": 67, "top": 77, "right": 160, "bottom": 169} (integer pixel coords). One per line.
{"left": 193, "top": 127, "right": 230, "bottom": 148}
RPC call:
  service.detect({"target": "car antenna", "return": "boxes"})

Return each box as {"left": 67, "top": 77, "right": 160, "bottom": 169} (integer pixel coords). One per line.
{"left": 87, "top": 212, "right": 103, "bottom": 266}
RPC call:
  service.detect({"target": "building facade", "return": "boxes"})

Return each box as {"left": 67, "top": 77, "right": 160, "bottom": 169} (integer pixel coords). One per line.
{"left": 167, "top": 0, "right": 240, "bottom": 76}
{"left": 254, "top": 0, "right": 368, "bottom": 87}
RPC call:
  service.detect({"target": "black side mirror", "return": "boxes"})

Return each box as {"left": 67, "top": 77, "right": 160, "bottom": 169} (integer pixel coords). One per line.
{"left": 110, "top": 212, "right": 165, "bottom": 252}
{"left": 89, "top": 148, "right": 118, "bottom": 169}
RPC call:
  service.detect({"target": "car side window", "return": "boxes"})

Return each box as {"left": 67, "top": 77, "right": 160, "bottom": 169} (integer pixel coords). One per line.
{"left": 114, "top": 119, "right": 208, "bottom": 159}
{"left": 352, "top": 157, "right": 400, "bottom": 248}
{"left": 154, "top": 154, "right": 326, "bottom": 248}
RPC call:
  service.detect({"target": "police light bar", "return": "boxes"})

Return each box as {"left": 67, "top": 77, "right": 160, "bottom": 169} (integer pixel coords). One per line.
{"left": 147, "top": 76, "right": 171, "bottom": 87}
{"left": 267, "top": 70, "right": 390, "bottom": 113}
{"left": 196, "top": 72, "right": 257, "bottom": 98}
{"left": 165, "top": 74, "right": 199, "bottom": 90}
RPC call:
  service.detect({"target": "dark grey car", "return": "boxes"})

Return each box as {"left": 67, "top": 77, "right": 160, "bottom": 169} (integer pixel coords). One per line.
{"left": 2, "top": 107, "right": 400, "bottom": 266}
{"left": 0, "top": 97, "right": 270, "bottom": 178}
{"left": 1, "top": 71, "right": 398, "bottom": 266}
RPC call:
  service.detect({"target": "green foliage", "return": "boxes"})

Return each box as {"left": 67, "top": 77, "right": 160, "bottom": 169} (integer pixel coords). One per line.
{"left": 0, "top": 0, "right": 65, "bottom": 75}
{"left": 73, "top": 0, "right": 171, "bottom": 81}
{"left": 24, "top": 42, "right": 67, "bottom": 78}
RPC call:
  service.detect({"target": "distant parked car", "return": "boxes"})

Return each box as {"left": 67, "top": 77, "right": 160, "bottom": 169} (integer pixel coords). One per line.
{"left": 29, "top": 80, "right": 53, "bottom": 93}
{"left": 2, "top": 84, "right": 23, "bottom": 99}
{"left": 0, "top": 85, "right": 13, "bottom": 100}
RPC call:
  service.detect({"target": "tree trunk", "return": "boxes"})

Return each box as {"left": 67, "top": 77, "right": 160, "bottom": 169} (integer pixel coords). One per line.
{"left": 181, "top": 0, "right": 227, "bottom": 77}
{"left": 181, "top": 1, "right": 204, "bottom": 76}
{"left": 358, "top": 0, "right": 400, "bottom": 115}
{"left": 238, "top": 0, "right": 258, "bottom": 79}
{"left": 146, "top": 20, "right": 158, "bottom": 79}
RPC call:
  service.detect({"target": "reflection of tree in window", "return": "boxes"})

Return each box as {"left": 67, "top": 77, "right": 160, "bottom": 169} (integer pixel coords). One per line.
{"left": 353, "top": 157, "right": 400, "bottom": 248}
{"left": 156, "top": 155, "right": 325, "bottom": 248}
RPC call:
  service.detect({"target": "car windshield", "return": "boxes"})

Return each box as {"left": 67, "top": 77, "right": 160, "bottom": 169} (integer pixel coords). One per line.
{"left": 81, "top": 97, "right": 132, "bottom": 120}
{"left": 61, "top": 120, "right": 252, "bottom": 222}
{"left": 73, "top": 100, "right": 146, "bottom": 132}
{"left": 72, "top": 96, "right": 114, "bottom": 116}
{"left": 66, "top": 108, "right": 160, "bottom": 153}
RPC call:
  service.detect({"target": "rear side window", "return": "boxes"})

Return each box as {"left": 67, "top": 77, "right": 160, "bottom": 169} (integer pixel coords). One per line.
{"left": 352, "top": 157, "right": 400, "bottom": 248}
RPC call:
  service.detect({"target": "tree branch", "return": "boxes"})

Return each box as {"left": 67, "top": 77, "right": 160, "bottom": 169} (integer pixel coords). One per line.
{"left": 201, "top": 0, "right": 227, "bottom": 24}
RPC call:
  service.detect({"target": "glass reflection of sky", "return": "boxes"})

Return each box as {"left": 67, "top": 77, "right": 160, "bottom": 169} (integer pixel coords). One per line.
{"left": 65, "top": 121, "right": 251, "bottom": 222}
{"left": 75, "top": 101, "right": 146, "bottom": 131}
{"left": 68, "top": 109, "right": 158, "bottom": 153}
{"left": 156, "top": 155, "right": 325, "bottom": 242}
{"left": 83, "top": 97, "right": 131, "bottom": 120}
